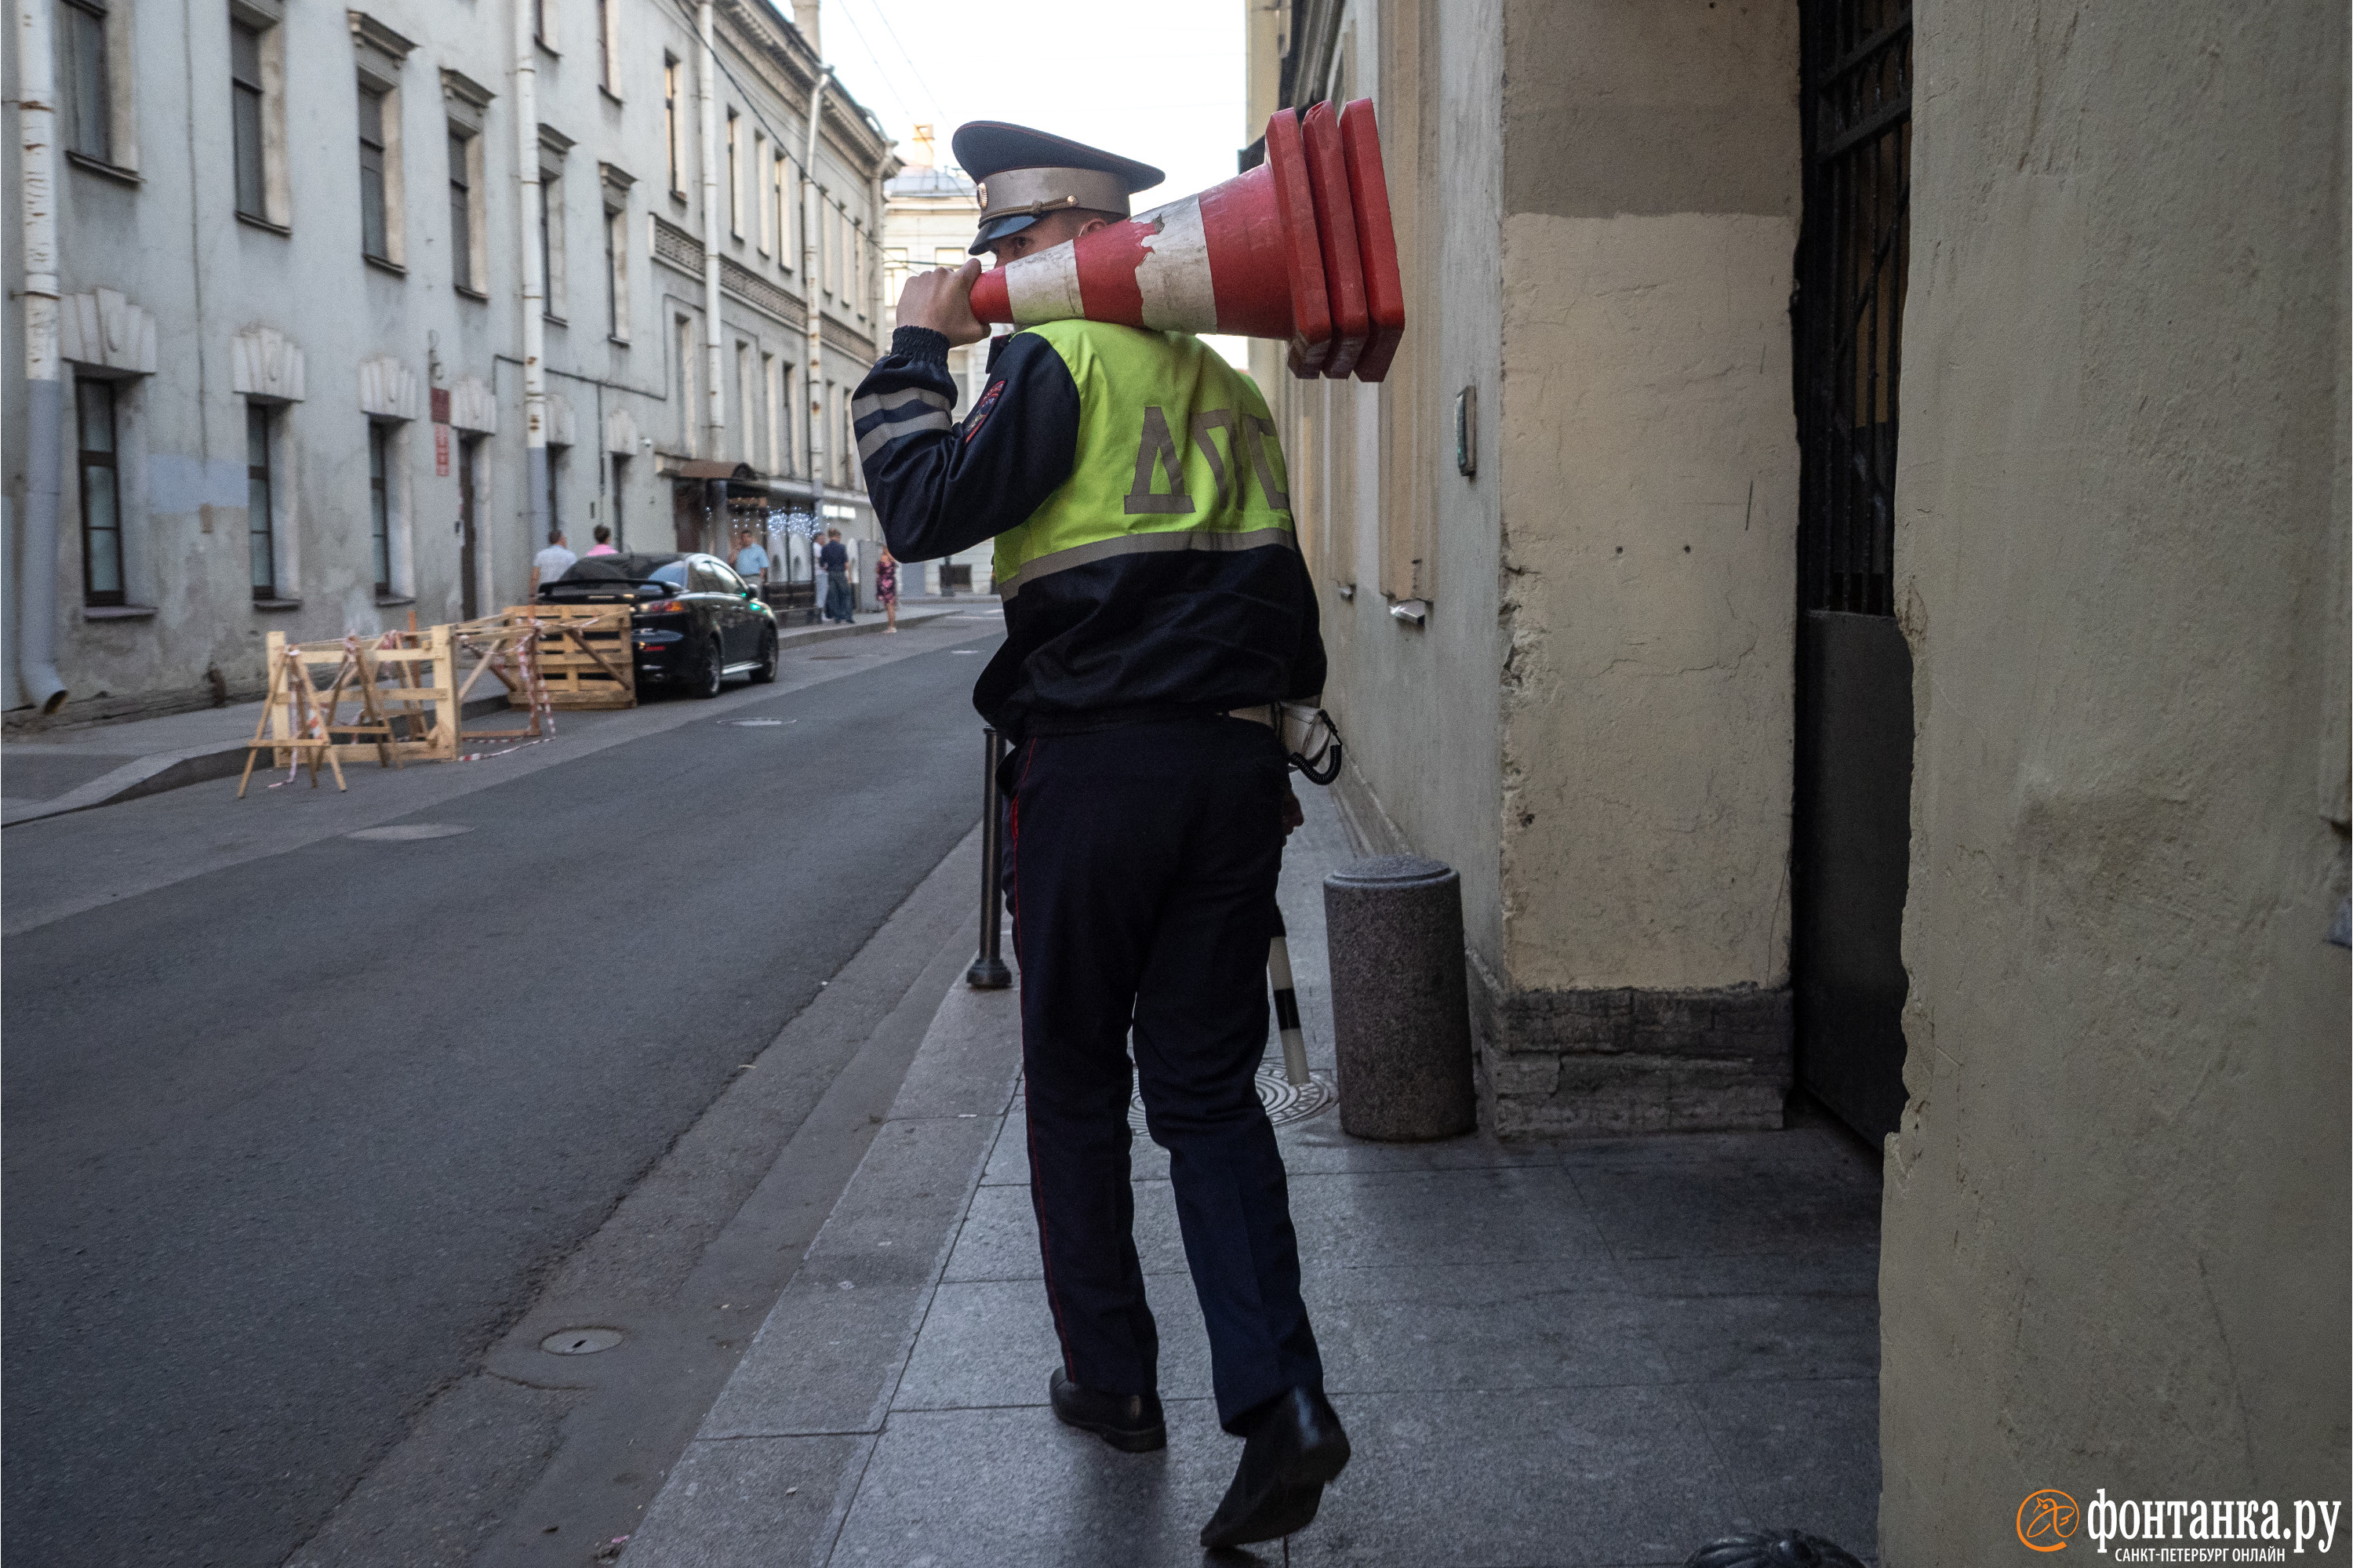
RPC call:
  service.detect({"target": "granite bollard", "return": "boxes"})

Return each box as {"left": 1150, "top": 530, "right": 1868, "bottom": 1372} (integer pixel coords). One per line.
{"left": 1322, "top": 855, "right": 1477, "bottom": 1140}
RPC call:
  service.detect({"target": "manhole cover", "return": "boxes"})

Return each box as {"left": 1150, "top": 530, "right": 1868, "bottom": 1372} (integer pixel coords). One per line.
{"left": 540, "top": 1327, "right": 624, "bottom": 1355}
{"left": 1129, "top": 1068, "right": 1335, "bottom": 1133}
{"left": 347, "top": 824, "right": 473, "bottom": 842}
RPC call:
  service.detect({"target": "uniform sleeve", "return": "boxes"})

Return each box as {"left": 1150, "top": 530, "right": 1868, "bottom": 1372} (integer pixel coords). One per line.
{"left": 853, "top": 326, "right": 1081, "bottom": 563}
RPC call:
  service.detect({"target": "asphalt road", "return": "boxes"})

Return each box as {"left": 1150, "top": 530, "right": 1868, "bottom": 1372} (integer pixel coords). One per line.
{"left": 3, "top": 634, "right": 997, "bottom": 1566}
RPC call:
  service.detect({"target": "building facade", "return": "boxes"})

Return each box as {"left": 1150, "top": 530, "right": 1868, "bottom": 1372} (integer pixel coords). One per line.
{"left": 1253, "top": 0, "right": 2348, "bottom": 1562}
{"left": 3, "top": 0, "right": 893, "bottom": 719}
{"left": 879, "top": 145, "right": 992, "bottom": 598}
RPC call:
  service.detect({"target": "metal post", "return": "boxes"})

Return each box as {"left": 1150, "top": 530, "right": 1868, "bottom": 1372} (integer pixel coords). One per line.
{"left": 967, "top": 726, "right": 1013, "bottom": 988}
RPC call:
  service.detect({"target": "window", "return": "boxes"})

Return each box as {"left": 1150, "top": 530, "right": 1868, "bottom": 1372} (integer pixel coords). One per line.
{"left": 751, "top": 130, "right": 768, "bottom": 253}
{"left": 60, "top": 0, "right": 110, "bottom": 162}
{"left": 726, "top": 111, "right": 741, "bottom": 236}
{"left": 605, "top": 204, "right": 627, "bottom": 340}
{"left": 736, "top": 341, "right": 754, "bottom": 464}
{"left": 546, "top": 446, "right": 563, "bottom": 537}
{"left": 608, "top": 453, "right": 628, "bottom": 548}
{"left": 358, "top": 84, "right": 391, "bottom": 260}
{"left": 662, "top": 57, "right": 682, "bottom": 194}
{"left": 773, "top": 155, "right": 789, "bottom": 264}
{"left": 77, "top": 379, "right": 124, "bottom": 606}
{"left": 675, "top": 315, "right": 696, "bottom": 454}
{"left": 596, "top": 0, "right": 616, "bottom": 93}
{"left": 245, "top": 402, "right": 276, "bottom": 599}
{"left": 231, "top": 21, "right": 267, "bottom": 216}
{"left": 532, "top": 0, "right": 552, "bottom": 51}
{"left": 448, "top": 130, "right": 474, "bottom": 289}
{"left": 853, "top": 218, "right": 867, "bottom": 318}
{"left": 762, "top": 351, "right": 779, "bottom": 471}
{"left": 539, "top": 164, "right": 566, "bottom": 320}
{"left": 368, "top": 422, "right": 392, "bottom": 594}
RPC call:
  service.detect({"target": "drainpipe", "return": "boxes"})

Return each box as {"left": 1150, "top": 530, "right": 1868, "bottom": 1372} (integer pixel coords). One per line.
{"left": 515, "top": 0, "right": 550, "bottom": 560}
{"left": 802, "top": 67, "right": 827, "bottom": 529}
{"left": 15, "top": 0, "right": 67, "bottom": 712}
{"left": 696, "top": 0, "right": 725, "bottom": 461}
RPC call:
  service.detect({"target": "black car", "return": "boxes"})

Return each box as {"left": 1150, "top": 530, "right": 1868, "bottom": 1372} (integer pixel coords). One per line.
{"left": 539, "top": 551, "right": 779, "bottom": 698}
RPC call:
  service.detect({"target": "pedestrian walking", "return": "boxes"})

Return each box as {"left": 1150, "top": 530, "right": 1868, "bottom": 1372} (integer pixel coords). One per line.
{"left": 875, "top": 547, "right": 899, "bottom": 632}
{"left": 584, "top": 524, "right": 618, "bottom": 557}
{"left": 819, "top": 529, "right": 854, "bottom": 623}
{"left": 853, "top": 121, "right": 1344, "bottom": 1552}
{"left": 529, "top": 529, "right": 576, "bottom": 595}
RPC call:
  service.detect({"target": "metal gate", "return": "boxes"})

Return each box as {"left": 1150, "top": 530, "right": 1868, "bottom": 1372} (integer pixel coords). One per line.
{"left": 1791, "top": 0, "right": 1915, "bottom": 1143}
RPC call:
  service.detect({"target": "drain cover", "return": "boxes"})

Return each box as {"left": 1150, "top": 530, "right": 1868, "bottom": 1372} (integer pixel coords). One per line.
{"left": 347, "top": 824, "right": 473, "bottom": 842}
{"left": 1129, "top": 1068, "right": 1335, "bottom": 1133}
{"left": 540, "top": 1327, "right": 624, "bottom": 1355}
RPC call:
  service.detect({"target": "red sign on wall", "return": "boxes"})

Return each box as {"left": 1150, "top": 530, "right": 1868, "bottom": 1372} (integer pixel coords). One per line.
{"left": 430, "top": 387, "right": 450, "bottom": 423}
{"left": 434, "top": 423, "right": 451, "bottom": 477}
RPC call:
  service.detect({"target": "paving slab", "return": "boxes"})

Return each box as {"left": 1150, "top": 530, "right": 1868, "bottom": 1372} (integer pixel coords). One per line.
{"left": 622, "top": 785, "right": 1886, "bottom": 1567}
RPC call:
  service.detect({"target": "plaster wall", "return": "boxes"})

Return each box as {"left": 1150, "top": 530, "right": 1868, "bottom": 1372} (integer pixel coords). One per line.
{"left": 1493, "top": 0, "right": 1799, "bottom": 997}
{"left": 1879, "top": 4, "right": 2351, "bottom": 1560}
{"left": 1290, "top": 0, "right": 1507, "bottom": 975}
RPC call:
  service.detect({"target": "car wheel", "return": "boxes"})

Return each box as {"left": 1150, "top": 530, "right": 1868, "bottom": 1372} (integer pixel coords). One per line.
{"left": 750, "top": 627, "right": 779, "bottom": 684}
{"left": 689, "top": 635, "right": 724, "bottom": 699}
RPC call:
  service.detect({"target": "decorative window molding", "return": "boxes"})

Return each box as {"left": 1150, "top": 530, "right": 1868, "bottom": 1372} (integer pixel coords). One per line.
{"left": 347, "top": 10, "right": 416, "bottom": 78}
{"left": 722, "top": 256, "right": 804, "bottom": 327}
{"left": 441, "top": 67, "right": 495, "bottom": 126}
{"left": 604, "top": 406, "right": 640, "bottom": 455}
{"left": 59, "top": 289, "right": 157, "bottom": 377}
{"left": 358, "top": 355, "right": 420, "bottom": 420}
{"left": 231, "top": 326, "right": 306, "bottom": 403}
{"left": 447, "top": 375, "right": 496, "bottom": 435}
{"left": 544, "top": 391, "right": 577, "bottom": 448}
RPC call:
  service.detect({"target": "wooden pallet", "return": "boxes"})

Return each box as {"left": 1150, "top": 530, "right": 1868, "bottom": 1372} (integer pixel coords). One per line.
{"left": 495, "top": 605, "right": 635, "bottom": 709}
{"left": 242, "top": 624, "right": 555, "bottom": 781}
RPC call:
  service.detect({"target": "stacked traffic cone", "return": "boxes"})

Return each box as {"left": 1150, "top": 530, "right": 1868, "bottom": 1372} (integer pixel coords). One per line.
{"left": 966, "top": 99, "right": 1408, "bottom": 383}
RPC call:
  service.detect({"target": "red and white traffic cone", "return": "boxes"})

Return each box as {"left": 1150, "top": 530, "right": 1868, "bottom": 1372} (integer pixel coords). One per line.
{"left": 968, "top": 103, "right": 1406, "bottom": 381}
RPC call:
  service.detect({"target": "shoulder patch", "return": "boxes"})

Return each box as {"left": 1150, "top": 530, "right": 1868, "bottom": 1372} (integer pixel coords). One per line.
{"left": 962, "top": 378, "right": 1007, "bottom": 445}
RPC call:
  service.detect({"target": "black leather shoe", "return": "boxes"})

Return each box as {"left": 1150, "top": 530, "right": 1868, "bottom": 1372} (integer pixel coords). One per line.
{"left": 1049, "top": 1368, "right": 1166, "bottom": 1453}
{"left": 1198, "top": 1388, "right": 1351, "bottom": 1549}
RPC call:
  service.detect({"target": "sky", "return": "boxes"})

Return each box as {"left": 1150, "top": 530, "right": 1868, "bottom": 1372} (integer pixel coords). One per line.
{"left": 808, "top": 0, "right": 1257, "bottom": 364}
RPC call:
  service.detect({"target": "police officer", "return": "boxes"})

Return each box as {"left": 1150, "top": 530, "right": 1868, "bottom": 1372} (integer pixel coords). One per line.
{"left": 853, "top": 122, "right": 1348, "bottom": 1550}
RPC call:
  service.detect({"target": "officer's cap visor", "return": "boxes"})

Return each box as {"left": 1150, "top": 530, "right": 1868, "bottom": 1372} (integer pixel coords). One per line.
{"left": 970, "top": 211, "right": 1042, "bottom": 254}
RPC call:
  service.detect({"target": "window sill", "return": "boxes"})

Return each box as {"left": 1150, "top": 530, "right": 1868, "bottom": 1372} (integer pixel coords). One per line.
{"left": 237, "top": 210, "right": 292, "bottom": 236}
{"left": 600, "top": 85, "right": 624, "bottom": 107}
{"left": 253, "top": 598, "right": 304, "bottom": 612}
{"left": 375, "top": 594, "right": 416, "bottom": 606}
{"left": 535, "top": 36, "right": 558, "bottom": 56}
{"left": 454, "top": 283, "right": 490, "bottom": 302}
{"left": 609, "top": 334, "right": 631, "bottom": 348}
{"left": 365, "top": 253, "right": 408, "bottom": 278}
{"left": 83, "top": 603, "right": 156, "bottom": 620}
{"left": 669, "top": 189, "right": 689, "bottom": 206}
{"left": 544, "top": 313, "right": 568, "bottom": 327}
{"left": 67, "top": 151, "right": 142, "bottom": 186}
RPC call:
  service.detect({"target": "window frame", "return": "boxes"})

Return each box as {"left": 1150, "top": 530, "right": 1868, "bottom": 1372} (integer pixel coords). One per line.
{"left": 368, "top": 420, "right": 394, "bottom": 595}
{"left": 726, "top": 109, "right": 742, "bottom": 238}
{"left": 245, "top": 400, "right": 278, "bottom": 601}
{"left": 662, "top": 56, "right": 683, "bottom": 196}
{"left": 60, "top": 0, "right": 112, "bottom": 165}
{"left": 447, "top": 128, "right": 475, "bottom": 291}
{"left": 76, "top": 377, "right": 125, "bottom": 607}
{"left": 231, "top": 18, "right": 268, "bottom": 217}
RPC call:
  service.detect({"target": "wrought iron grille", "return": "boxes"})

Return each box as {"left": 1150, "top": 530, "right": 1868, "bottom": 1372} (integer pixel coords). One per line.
{"left": 1795, "top": 0, "right": 1911, "bottom": 616}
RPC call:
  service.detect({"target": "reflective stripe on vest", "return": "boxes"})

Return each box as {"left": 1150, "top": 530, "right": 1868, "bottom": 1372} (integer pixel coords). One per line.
{"left": 992, "top": 321, "right": 1296, "bottom": 601}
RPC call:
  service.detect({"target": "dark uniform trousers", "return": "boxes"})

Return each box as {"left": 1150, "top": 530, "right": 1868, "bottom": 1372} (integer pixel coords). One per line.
{"left": 1008, "top": 715, "right": 1326, "bottom": 1433}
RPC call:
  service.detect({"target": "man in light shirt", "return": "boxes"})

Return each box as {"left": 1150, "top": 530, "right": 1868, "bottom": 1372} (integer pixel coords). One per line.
{"left": 733, "top": 527, "right": 771, "bottom": 588}
{"left": 529, "top": 529, "right": 576, "bottom": 595}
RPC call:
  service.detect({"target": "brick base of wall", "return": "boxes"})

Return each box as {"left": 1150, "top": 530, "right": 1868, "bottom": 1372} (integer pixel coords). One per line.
{"left": 1467, "top": 954, "right": 1793, "bottom": 1138}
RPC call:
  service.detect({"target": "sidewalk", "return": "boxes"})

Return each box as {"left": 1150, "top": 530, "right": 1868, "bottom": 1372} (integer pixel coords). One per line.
{"left": 621, "top": 788, "right": 1882, "bottom": 1568}
{"left": 0, "top": 610, "right": 951, "bottom": 827}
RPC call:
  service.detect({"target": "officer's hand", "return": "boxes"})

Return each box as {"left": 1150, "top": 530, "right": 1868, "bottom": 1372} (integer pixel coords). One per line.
{"left": 1281, "top": 788, "right": 1304, "bottom": 839}
{"left": 899, "top": 259, "right": 987, "bottom": 347}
